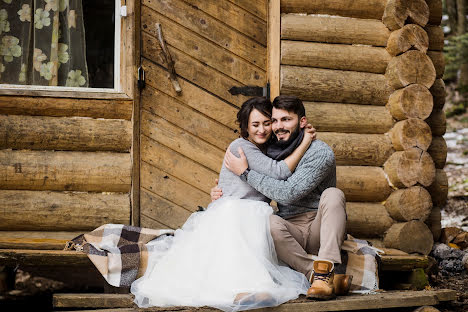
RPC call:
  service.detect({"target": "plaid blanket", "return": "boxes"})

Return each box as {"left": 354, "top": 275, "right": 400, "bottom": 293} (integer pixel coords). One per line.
{"left": 65, "top": 224, "right": 174, "bottom": 287}
{"left": 66, "top": 226, "right": 381, "bottom": 292}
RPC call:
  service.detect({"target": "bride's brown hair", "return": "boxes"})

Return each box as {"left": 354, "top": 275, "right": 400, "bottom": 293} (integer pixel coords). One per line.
{"left": 236, "top": 97, "right": 272, "bottom": 139}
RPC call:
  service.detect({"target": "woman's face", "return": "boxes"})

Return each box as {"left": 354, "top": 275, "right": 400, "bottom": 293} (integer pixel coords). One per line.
{"left": 247, "top": 109, "right": 272, "bottom": 146}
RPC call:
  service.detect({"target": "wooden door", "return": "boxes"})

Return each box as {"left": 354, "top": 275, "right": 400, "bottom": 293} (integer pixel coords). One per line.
{"left": 137, "top": 0, "right": 268, "bottom": 229}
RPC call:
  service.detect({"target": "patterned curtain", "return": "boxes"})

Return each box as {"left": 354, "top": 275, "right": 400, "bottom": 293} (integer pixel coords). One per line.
{"left": 0, "top": 0, "right": 88, "bottom": 87}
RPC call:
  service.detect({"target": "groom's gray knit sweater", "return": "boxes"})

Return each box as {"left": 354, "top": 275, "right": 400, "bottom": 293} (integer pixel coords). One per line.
{"left": 246, "top": 139, "right": 336, "bottom": 219}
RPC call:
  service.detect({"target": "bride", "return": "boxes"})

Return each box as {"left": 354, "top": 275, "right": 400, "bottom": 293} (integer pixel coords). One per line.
{"left": 131, "top": 97, "right": 314, "bottom": 311}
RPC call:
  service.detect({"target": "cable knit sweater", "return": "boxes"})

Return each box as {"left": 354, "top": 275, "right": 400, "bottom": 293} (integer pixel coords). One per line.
{"left": 246, "top": 139, "right": 336, "bottom": 219}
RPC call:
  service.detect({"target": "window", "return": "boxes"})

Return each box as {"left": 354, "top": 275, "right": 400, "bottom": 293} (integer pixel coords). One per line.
{"left": 0, "top": 0, "right": 131, "bottom": 97}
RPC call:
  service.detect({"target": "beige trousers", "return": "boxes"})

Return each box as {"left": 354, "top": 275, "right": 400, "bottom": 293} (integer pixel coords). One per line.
{"left": 269, "top": 187, "right": 346, "bottom": 279}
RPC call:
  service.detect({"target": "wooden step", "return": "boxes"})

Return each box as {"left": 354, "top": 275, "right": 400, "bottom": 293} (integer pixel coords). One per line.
{"left": 0, "top": 231, "right": 82, "bottom": 250}
{"left": 53, "top": 290, "right": 457, "bottom": 311}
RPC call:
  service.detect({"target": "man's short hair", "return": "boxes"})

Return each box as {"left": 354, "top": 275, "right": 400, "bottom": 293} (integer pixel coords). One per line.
{"left": 272, "top": 95, "right": 306, "bottom": 119}
{"left": 237, "top": 97, "right": 272, "bottom": 139}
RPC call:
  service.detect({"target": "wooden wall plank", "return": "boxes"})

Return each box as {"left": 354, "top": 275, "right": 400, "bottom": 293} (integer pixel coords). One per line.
{"left": 142, "top": 0, "right": 266, "bottom": 68}
{"left": 0, "top": 115, "right": 132, "bottom": 152}
{"left": 141, "top": 110, "right": 224, "bottom": 173}
{"left": 0, "top": 150, "right": 131, "bottom": 192}
{"left": 142, "top": 33, "right": 249, "bottom": 108}
{"left": 140, "top": 214, "right": 172, "bottom": 230}
{"left": 0, "top": 190, "right": 130, "bottom": 231}
{"left": 140, "top": 135, "right": 218, "bottom": 195}
{"left": 182, "top": 0, "right": 266, "bottom": 46}
{"left": 141, "top": 8, "right": 265, "bottom": 86}
{"left": 140, "top": 161, "right": 210, "bottom": 212}
{"left": 226, "top": 0, "right": 267, "bottom": 20}
{"left": 0, "top": 96, "right": 132, "bottom": 120}
{"left": 140, "top": 188, "right": 192, "bottom": 229}
{"left": 141, "top": 86, "right": 237, "bottom": 151}
{"left": 142, "top": 60, "right": 239, "bottom": 130}
{"left": 0, "top": 231, "right": 83, "bottom": 250}
{"left": 304, "top": 102, "right": 394, "bottom": 134}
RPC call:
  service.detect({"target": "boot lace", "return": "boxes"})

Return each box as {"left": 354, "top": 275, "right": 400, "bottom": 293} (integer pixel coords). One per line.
{"left": 313, "top": 272, "right": 331, "bottom": 283}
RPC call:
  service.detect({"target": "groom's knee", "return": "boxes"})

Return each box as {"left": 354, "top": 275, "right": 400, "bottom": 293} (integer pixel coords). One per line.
{"left": 269, "top": 215, "right": 286, "bottom": 242}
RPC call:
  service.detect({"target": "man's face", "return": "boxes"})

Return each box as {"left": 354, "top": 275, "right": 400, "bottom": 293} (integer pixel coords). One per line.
{"left": 271, "top": 108, "right": 306, "bottom": 143}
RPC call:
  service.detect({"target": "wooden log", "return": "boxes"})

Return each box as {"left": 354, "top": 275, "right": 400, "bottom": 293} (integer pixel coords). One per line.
{"left": 281, "top": 65, "right": 391, "bottom": 105}
{"left": 0, "top": 97, "right": 132, "bottom": 120}
{"left": 425, "top": 109, "right": 446, "bottom": 136}
{"left": 319, "top": 132, "right": 394, "bottom": 166}
{"left": 0, "top": 115, "right": 131, "bottom": 152}
{"left": 385, "top": 50, "right": 436, "bottom": 89}
{"left": 426, "top": 0, "right": 443, "bottom": 25}
{"left": 430, "top": 79, "right": 446, "bottom": 110}
{"left": 346, "top": 202, "right": 394, "bottom": 237}
{"left": 0, "top": 231, "right": 83, "bottom": 250}
{"left": 336, "top": 166, "right": 393, "bottom": 202}
{"left": 386, "top": 24, "right": 429, "bottom": 56}
{"left": 281, "top": 41, "right": 391, "bottom": 74}
{"left": 384, "top": 147, "right": 436, "bottom": 188}
{"left": 427, "top": 136, "right": 447, "bottom": 169}
{"left": 383, "top": 221, "right": 434, "bottom": 255}
{"left": 426, "top": 26, "right": 444, "bottom": 51}
{"left": 0, "top": 190, "right": 130, "bottom": 231}
{"left": 268, "top": 0, "right": 281, "bottom": 100}
{"left": 304, "top": 102, "right": 394, "bottom": 134}
{"left": 425, "top": 206, "right": 442, "bottom": 242}
{"left": 413, "top": 306, "right": 441, "bottom": 312}
{"left": 426, "top": 169, "right": 448, "bottom": 206}
{"left": 427, "top": 51, "right": 445, "bottom": 79}
{"left": 387, "top": 84, "right": 433, "bottom": 120}
{"left": 281, "top": 14, "right": 390, "bottom": 47}
{"left": 0, "top": 150, "right": 131, "bottom": 192}
{"left": 384, "top": 186, "right": 433, "bottom": 222}
{"left": 280, "top": 0, "right": 387, "bottom": 20}
{"left": 379, "top": 255, "right": 430, "bottom": 271}
{"left": 389, "top": 118, "right": 433, "bottom": 151}
{"left": 383, "top": 0, "right": 430, "bottom": 31}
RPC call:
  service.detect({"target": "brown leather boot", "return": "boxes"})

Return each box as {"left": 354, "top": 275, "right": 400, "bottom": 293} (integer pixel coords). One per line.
{"left": 306, "top": 260, "right": 335, "bottom": 300}
{"left": 333, "top": 274, "right": 353, "bottom": 296}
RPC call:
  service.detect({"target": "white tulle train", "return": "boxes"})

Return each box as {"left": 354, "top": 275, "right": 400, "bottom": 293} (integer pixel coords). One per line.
{"left": 131, "top": 197, "right": 309, "bottom": 311}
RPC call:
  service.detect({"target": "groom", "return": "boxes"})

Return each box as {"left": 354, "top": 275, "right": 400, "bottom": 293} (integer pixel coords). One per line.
{"left": 211, "top": 95, "right": 347, "bottom": 300}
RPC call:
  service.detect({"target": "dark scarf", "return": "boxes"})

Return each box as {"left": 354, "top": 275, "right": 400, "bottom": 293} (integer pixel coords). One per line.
{"left": 266, "top": 128, "right": 304, "bottom": 160}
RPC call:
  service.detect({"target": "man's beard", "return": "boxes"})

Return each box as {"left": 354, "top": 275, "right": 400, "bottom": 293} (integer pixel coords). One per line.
{"left": 275, "top": 124, "right": 300, "bottom": 147}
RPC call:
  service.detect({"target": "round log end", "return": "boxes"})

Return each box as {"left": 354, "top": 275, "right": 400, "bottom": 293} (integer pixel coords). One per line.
{"left": 387, "top": 84, "right": 433, "bottom": 120}
{"left": 383, "top": 0, "right": 429, "bottom": 31}
{"left": 386, "top": 24, "right": 429, "bottom": 56}
{"left": 385, "top": 186, "right": 433, "bottom": 222}
{"left": 390, "top": 118, "right": 433, "bottom": 151}
{"left": 384, "top": 220, "right": 434, "bottom": 255}
{"left": 385, "top": 50, "right": 436, "bottom": 89}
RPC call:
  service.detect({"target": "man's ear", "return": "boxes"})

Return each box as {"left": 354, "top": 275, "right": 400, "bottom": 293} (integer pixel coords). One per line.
{"left": 299, "top": 116, "right": 308, "bottom": 128}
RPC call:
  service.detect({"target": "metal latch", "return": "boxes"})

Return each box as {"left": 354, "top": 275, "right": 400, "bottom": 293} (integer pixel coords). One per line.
{"left": 229, "top": 83, "right": 270, "bottom": 99}
{"left": 137, "top": 66, "right": 145, "bottom": 90}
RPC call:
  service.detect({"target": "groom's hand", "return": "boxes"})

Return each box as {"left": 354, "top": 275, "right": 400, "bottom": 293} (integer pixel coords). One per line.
{"left": 224, "top": 147, "right": 248, "bottom": 176}
{"left": 305, "top": 123, "right": 317, "bottom": 141}
{"left": 210, "top": 179, "right": 223, "bottom": 202}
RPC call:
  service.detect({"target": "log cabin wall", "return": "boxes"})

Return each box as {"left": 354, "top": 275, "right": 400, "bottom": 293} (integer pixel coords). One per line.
{"left": 278, "top": 0, "right": 447, "bottom": 255}
{"left": 138, "top": 0, "right": 267, "bottom": 228}
{"left": 0, "top": 96, "right": 133, "bottom": 237}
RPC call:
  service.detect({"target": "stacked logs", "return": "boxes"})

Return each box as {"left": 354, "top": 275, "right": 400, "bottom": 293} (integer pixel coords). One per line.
{"left": 279, "top": 0, "right": 446, "bottom": 255}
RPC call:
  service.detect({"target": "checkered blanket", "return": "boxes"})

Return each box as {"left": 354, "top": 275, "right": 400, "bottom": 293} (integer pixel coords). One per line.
{"left": 65, "top": 224, "right": 174, "bottom": 287}
{"left": 66, "top": 226, "right": 381, "bottom": 292}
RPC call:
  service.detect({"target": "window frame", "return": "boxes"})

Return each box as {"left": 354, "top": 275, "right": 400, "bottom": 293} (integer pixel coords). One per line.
{"left": 0, "top": 0, "right": 134, "bottom": 100}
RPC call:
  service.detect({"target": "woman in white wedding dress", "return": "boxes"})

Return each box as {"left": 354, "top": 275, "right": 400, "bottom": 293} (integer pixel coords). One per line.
{"left": 131, "top": 97, "right": 313, "bottom": 311}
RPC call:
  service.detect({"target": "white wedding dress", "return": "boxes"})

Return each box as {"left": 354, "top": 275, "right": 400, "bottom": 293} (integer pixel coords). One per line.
{"left": 131, "top": 197, "right": 309, "bottom": 311}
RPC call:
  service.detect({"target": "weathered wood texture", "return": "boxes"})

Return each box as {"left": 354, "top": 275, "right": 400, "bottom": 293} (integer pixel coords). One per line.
{"left": 427, "top": 136, "right": 447, "bottom": 169}
{"left": 383, "top": 221, "right": 434, "bottom": 255}
{"left": 386, "top": 24, "right": 429, "bottom": 56}
{"left": 281, "top": 41, "right": 390, "bottom": 74}
{"left": 0, "top": 115, "right": 131, "bottom": 152}
{"left": 383, "top": 0, "right": 430, "bottom": 31}
{"left": 281, "top": 14, "right": 390, "bottom": 47}
{"left": 430, "top": 79, "right": 446, "bottom": 110}
{"left": 304, "top": 102, "right": 393, "bottom": 134}
{"left": 0, "top": 150, "right": 131, "bottom": 192}
{"left": 281, "top": 65, "right": 391, "bottom": 105}
{"left": 280, "top": 0, "right": 387, "bottom": 20}
{"left": 426, "top": 26, "right": 444, "bottom": 51}
{"left": 346, "top": 202, "right": 394, "bottom": 237}
{"left": 389, "top": 118, "right": 433, "bottom": 151}
{"left": 0, "top": 96, "right": 132, "bottom": 119}
{"left": 428, "top": 51, "right": 445, "bottom": 79}
{"left": 425, "top": 109, "right": 447, "bottom": 136}
{"left": 385, "top": 50, "right": 436, "bottom": 89}
{"left": 426, "top": 0, "right": 443, "bottom": 25}
{"left": 427, "top": 169, "right": 448, "bottom": 206}
{"left": 426, "top": 206, "right": 442, "bottom": 241}
{"left": 384, "top": 186, "right": 433, "bottom": 222}
{"left": 387, "top": 84, "right": 433, "bottom": 120}
{"left": 0, "top": 231, "right": 83, "bottom": 249}
{"left": 0, "top": 190, "right": 130, "bottom": 231}
{"left": 268, "top": 0, "right": 281, "bottom": 100}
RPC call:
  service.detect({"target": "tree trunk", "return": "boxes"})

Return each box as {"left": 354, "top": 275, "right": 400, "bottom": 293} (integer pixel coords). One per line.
{"left": 389, "top": 118, "right": 433, "bottom": 151}
{"left": 281, "top": 41, "right": 390, "bottom": 74}
{"left": 383, "top": 0, "right": 430, "bottom": 31}
{"left": 430, "top": 79, "right": 446, "bottom": 110}
{"left": 385, "top": 50, "right": 436, "bottom": 89}
{"left": 281, "top": 65, "right": 391, "bottom": 105}
{"left": 336, "top": 166, "right": 393, "bottom": 201}
{"left": 426, "top": 169, "right": 448, "bottom": 206}
{"left": 384, "top": 186, "right": 433, "bottom": 222}
{"left": 386, "top": 24, "right": 429, "bottom": 56}
{"left": 427, "top": 136, "right": 447, "bottom": 169}
{"left": 383, "top": 221, "right": 434, "bottom": 255}
{"left": 346, "top": 202, "right": 395, "bottom": 237}
{"left": 445, "top": 0, "right": 458, "bottom": 36}
{"left": 456, "top": 0, "right": 466, "bottom": 35}
{"left": 384, "top": 147, "right": 436, "bottom": 188}
{"left": 387, "top": 84, "right": 433, "bottom": 120}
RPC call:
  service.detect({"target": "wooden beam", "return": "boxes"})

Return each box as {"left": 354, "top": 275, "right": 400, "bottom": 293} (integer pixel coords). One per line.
{"left": 346, "top": 202, "right": 394, "bottom": 237}
{"left": 0, "top": 231, "right": 82, "bottom": 250}
{"left": 268, "top": 0, "right": 280, "bottom": 101}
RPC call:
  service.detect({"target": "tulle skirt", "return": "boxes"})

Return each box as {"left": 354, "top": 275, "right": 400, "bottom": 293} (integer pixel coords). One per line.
{"left": 131, "top": 197, "right": 309, "bottom": 311}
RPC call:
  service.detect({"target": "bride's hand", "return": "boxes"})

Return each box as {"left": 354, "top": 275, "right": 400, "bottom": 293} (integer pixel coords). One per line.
{"left": 224, "top": 147, "right": 249, "bottom": 176}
